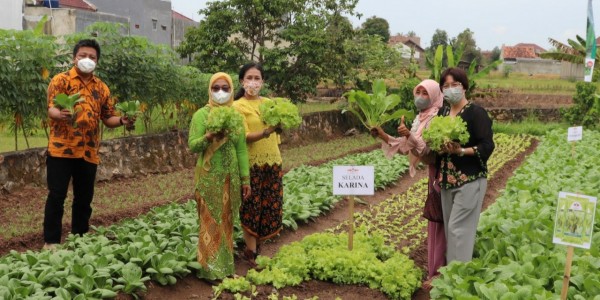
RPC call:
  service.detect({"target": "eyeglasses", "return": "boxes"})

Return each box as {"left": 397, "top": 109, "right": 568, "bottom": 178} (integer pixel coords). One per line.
{"left": 211, "top": 85, "right": 230, "bottom": 92}
{"left": 442, "top": 82, "right": 462, "bottom": 89}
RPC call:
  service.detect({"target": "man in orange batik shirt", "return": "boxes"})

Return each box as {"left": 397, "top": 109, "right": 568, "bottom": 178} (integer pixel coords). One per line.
{"left": 43, "top": 39, "right": 134, "bottom": 250}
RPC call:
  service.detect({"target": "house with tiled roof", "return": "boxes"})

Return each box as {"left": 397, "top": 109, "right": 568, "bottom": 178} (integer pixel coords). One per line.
{"left": 501, "top": 45, "right": 538, "bottom": 61}
{"left": 500, "top": 43, "right": 561, "bottom": 75}
{"left": 388, "top": 34, "right": 425, "bottom": 63}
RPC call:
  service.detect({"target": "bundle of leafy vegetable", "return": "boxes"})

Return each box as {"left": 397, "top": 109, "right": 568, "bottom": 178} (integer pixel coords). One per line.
{"left": 259, "top": 98, "right": 302, "bottom": 129}
{"left": 205, "top": 106, "right": 244, "bottom": 138}
{"left": 54, "top": 93, "right": 84, "bottom": 115}
{"left": 342, "top": 79, "right": 415, "bottom": 129}
{"left": 115, "top": 100, "right": 141, "bottom": 118}
{"left": 422, "top": 116, "right": 470, "bottom": 151}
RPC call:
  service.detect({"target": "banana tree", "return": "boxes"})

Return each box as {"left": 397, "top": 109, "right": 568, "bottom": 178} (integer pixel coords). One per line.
{"left": 540, "top": 35, "right": 600, "bottom": 81}
{"left": 425, "top": 43, "right": 501, "bottom": 98}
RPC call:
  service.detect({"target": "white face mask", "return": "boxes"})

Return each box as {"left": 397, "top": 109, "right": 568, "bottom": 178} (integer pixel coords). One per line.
{"left": 77, "top": 58, "right": 96, "bottom": 73}
{"left": 212, "top": 90, "right": 231, "bottom": 104}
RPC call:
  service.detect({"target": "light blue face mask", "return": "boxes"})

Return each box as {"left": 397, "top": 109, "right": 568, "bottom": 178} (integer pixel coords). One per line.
{"left": 414, "top": 97, "right": 431, "bottom": 111}
{"left": 443, "top": 87, "right": 464, "bottom": 105}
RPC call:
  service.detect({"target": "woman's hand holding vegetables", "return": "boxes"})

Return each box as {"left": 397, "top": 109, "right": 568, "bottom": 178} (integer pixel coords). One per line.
{"left": 274, "top": 125, "right": 283, "bottom": 135}
{"left": 206, "top": 131, "right": 225, "bottom": 142}
{"left": 440, "top": 141, "right": 461, "bottom": 155}
{"left": 370, "top": 126, "right": 385, "bottom": 138}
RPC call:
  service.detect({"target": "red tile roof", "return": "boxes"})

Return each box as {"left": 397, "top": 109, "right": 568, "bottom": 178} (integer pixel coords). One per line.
{"left": 58, "top": 0, "right": 97, "bottom": 11}
{"left": 502, "top": 46, "right": 537, "bottom": 59}
{"left": 515, "top": 43, "right": 546, "bottom": 54}
{"left": 172, "top": 10, "right": 195, "bottom": 22}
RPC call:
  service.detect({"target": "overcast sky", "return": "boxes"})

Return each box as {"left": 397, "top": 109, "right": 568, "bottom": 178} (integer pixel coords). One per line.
{"left": 171, "top": 0, "right": 598, "bottom": 51}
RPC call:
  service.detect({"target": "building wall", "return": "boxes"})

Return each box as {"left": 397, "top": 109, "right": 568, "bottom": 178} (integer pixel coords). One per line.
{"left": 75, "top": 10, "right": 129, "bottom": 33}
{"left": 171, "top": 17, "right": 196, "bottom": 48}
{"left": 0, "top": 0, "right": 23, "bottom": 30}
{"left": 24, "top": 7, "right": 77, "bottom": 36}
{"left": 89, "top": 0, "right": 172, "bottom": 45}
{"left": 501, "top": 58, "right": 562, "bottom": 75}
{"left": 23, "top": 7, "right": 128, "bottom": 36}
{"left": 560, "top": 62, "right": 585, "bottom": 80}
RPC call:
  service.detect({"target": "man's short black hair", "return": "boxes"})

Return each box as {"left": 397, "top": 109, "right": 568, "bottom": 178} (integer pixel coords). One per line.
{"left": 73, "top": 39, "right": 101, "bottom": 60}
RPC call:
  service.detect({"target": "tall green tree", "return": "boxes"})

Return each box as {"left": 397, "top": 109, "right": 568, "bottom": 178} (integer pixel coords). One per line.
{"left": 428, "top": 29, "right": 448, "bottom": 55}
{"left": 450, "top": 28, "right": 482, "bottom": 63}
{"left": 343, "top": 34, "right": 403, "bottom": 90}
{"left": 360, "top": 16, "right": 390, "bottom": 43}
{"left": 490, "top": 46, "right": 501, "bottom": 62}
{"left": 178, "top": 0, "right": 359, "bottom": 101}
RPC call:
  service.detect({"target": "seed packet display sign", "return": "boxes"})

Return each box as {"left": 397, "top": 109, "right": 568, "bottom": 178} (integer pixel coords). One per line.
{"left": 553, "top": 192, "right": 597, "bottom": 249}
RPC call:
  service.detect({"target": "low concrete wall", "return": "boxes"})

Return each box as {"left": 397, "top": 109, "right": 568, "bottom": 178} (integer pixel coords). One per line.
{"left": 502, "top": 59, "right": 562, "bottom": 75}
{"left": 0, "top": 110, "right": 361, "bottom": 193}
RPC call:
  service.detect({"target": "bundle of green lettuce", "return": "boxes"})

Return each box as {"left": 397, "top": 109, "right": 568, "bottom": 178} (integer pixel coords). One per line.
{"left": 342, "top": 79, "right": 414, "bottom": 129}
{"left": 259, "top": 98, "right": 302, "bottom": 129}
{"left": 422, "top": 116, "right": 470, "bottom": 151}
{"left": 205, "top": 106, "right": 244, "bottom": 138}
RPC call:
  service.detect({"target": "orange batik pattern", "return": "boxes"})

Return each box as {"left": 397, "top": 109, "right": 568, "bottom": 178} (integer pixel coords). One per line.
{"left": 47, "top": 67, "right": 115, "bottom": 165}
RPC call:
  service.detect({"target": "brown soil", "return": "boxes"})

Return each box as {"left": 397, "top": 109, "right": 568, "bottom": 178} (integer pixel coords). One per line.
{"left": 282, "top": 144, "right": 379, "bottom": 173}
{"left": 473, "top": 92, "right": 572, "bottom": 109}
{"left": 0, "top": 143, "right": 378, "bottom": 256}
{"left": 140, "top": 136, "right": 536, "bottom": 299}
{"left": 0, "top": 139, "right": 539, "bottom": 300}
{"left": 138, "top": 168, "right": 429, "bottom": 300}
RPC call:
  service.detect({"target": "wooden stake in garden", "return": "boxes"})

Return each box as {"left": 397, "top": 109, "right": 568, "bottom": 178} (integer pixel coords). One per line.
{"left": 348, "top": 196, "right": 354, "bottom": 250}
{"left": 333, "top": 166, "right": 374, "bottom": 251}
{"left": 560, "top": 127, "right": 584, "bottom": 300}
{"left": 560, "top": 245, "right": 575, "bottom": 299}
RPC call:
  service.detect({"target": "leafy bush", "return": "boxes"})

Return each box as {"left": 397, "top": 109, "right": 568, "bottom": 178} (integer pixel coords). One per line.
{"left": 561, "top": 82, "right": 600, "bottom": 128}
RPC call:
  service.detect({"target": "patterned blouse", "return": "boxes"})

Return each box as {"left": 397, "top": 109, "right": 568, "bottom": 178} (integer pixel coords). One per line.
{"left": 47, "top": 67, "right": 115, "bottom": 165}
{"left": 233, "top": 97, "right": 283, "bottom": 166}
{"left": 436, "top": 102, "right": 495, "bottom": 189}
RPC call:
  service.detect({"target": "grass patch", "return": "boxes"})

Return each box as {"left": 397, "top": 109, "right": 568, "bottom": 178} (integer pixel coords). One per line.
{"left": 493, "top": 119, "right": 569, "bottom": 136}
{"left": 283, "top": 133, "right": 378, "bottom": 170}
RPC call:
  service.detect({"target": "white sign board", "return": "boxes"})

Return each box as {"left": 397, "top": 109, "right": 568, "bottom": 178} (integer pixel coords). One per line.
{"left": 567, "top": 126, "right": 583, "bottom": 142}
{"left": 553, "top": 192, "right": 597, "bottom": 249}
{"left": 333, "top": 166, "right": 374, "bottom": 196}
